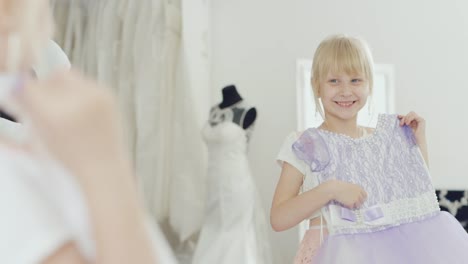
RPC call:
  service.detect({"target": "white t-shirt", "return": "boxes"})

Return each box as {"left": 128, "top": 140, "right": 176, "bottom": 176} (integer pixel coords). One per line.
{"left": 0, "top": 145, "right": 178, "bottom": 264}
{"left": 276, "top": 132, "right": 321, "bottom": 220}
{"left": 0, "top": 146, "right": 94, "bottom": 264}
{"left": 32, "top": 40, "right": 72, "bottom": 78}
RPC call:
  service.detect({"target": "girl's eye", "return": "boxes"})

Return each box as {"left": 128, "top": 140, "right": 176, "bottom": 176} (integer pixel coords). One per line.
{"left": 329, "top": 79, "right": 339, "bottom": 84}
{"left": 352, "top": 79, "right": 363, "bottom": 83}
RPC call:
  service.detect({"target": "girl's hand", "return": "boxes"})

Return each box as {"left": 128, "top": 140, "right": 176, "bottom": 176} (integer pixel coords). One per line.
{"left": 12, "top": 69, "right": 129, "bottom": 178}
{"left": 327, "top": 180, "right": 367, "bottom": 209}
{"left": 398, "top": 111, "right": 426, "bottom": 145}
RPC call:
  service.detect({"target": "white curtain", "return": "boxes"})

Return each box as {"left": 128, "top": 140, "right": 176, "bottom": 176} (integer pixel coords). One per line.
{"left": 50, "top": 0, "right": 206, "bottom": 251}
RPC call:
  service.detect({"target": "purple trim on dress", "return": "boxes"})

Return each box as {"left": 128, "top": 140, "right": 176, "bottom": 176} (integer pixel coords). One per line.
{"left": 340, "top": 206, "right": 385, "bottom": 223}
{"left": 292, "top": 128, "right": 331, "bottom": 172}
{"left": 402, "top": 124, "right": 417, "bottom": 146}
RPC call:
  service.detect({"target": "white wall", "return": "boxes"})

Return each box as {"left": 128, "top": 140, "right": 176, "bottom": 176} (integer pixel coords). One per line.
{"left": 211, "top": 1, "right": 468, "bottom": 263}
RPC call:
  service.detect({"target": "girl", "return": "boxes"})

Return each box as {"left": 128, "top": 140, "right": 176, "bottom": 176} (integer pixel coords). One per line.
{"left": 271, "top": 34, "right": 468, "bottom": 263}
{"left": 0, "top": 0, "right": 175, "bottom": 263}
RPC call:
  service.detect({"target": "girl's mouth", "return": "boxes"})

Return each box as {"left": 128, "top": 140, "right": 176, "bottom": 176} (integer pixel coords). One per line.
{"left": 335, "top": 101, "right": 356, "bottom": 108}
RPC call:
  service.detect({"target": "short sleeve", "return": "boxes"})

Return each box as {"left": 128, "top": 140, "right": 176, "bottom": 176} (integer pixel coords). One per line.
{"left": 276, "top": 132, "right": 307, "bottom": 175}
{"left": 32, "top": 39, "right": 71, "bottom": 79}
{"left": 0, "top": 149, "right": 73, "bottom": 264}
{"left": 292, "top": 129, "right": 331, "bottom": 173}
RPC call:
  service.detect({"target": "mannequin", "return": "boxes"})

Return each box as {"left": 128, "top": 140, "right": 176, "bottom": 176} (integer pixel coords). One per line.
{"left": 209, "top": 85, "right": 257, "bottom": 132}
{"left": 193, "top": 86, "right": 272, "bottom": 263}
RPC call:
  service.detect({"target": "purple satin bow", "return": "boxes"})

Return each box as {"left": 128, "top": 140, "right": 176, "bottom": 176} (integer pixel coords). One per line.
{"left": 341, "top": 206, "right": 384, "bottom": 223}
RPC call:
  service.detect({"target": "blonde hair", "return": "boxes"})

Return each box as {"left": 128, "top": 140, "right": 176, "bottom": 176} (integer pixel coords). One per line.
{"left": 311, "top": 34, "right": 374, "bottom": 119}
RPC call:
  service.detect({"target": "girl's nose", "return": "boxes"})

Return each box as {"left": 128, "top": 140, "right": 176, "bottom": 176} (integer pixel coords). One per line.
{"left": 339, "top": 84, "right": 353, "bottom": 96}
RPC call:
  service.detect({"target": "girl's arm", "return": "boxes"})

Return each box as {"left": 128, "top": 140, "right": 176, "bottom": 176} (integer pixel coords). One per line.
{"left": 42, "top": 159, "right": 155, "bottom": 264}
{"left": 417, "top": 138, "right": 429, "bottom": 167}
{"left": 42, "top": 243, "right": 86, "bottom": 264}
{"left": 270, "top": 162, "right": 334, "bottom": 232}
{"left": 271, "top": 162, "right": 368, "bottom": 232}
{"left": 13, "top": 71, "right": 158, "bottom": 264}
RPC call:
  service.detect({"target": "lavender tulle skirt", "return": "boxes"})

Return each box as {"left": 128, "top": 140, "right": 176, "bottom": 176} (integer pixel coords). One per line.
{"left": 312, "top": 211, "right": 468, "bottom": 264}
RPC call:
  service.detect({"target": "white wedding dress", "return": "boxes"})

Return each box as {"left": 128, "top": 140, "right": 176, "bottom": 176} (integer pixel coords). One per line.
{"left": 192, "top": 117, "right": 272, "bottom": 264}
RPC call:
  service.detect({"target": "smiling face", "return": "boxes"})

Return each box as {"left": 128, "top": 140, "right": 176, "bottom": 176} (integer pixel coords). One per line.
{"left": 311, "top": 35, "right": 374, "bottom": 122}
{"left": 319, "top": 71, "right": 370, "bottom": 121}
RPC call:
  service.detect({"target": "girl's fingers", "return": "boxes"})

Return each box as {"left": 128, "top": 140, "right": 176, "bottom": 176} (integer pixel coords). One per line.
{"left": 406, "top": 117, "right": 414, "bottom": 126}
{"left": 399, "top": 115, "right": 405, "bottom": 126}
{"left": 403, "top": 116, "right": 410, "bottom": 126}
{"left": 404, "top": 112, "right": 414, "bottom": 125}
{"left": 400, "top": 111, "right": 423, "bottom": 126}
